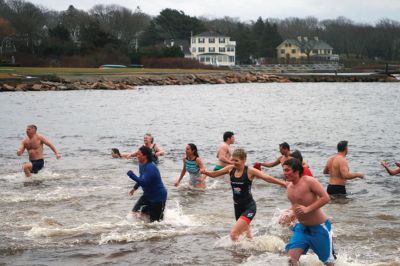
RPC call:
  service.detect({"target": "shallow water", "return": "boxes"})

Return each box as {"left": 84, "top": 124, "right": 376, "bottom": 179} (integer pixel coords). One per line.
{"left": 0, "top": 83, "right": 400, "bottom": 265}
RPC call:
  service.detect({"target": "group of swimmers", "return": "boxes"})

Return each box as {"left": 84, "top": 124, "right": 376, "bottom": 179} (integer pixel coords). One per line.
{"left": 17, "top": 126, "right": 400, "bottom": 266}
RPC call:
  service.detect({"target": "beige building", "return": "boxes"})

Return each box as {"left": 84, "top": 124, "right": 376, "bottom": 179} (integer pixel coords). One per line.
{"left": 190, "top": 32, "right": 236, "bottom": 66}
{"left": 277, "top": 36, "right": 338, "bottom": 63}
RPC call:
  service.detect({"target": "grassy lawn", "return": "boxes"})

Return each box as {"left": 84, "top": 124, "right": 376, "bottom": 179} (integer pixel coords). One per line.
{"left": 0, "top": 67, "right": 223, "bottom": 76}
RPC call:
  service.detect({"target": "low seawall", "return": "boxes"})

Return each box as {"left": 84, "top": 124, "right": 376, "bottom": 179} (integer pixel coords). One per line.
{"left": 0, "top": 71, "right": 397, "bottom": 91}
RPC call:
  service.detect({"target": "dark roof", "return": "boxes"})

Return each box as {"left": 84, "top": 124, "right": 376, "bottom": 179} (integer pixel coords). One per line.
{"left": 280, "top": 38, "right": 333, "bottom": 50}
{"left": 170, "top": 39, "right": 191, "bottom": 55}
{"left": 194, "top": 31, "right": 226, "bottom": 37}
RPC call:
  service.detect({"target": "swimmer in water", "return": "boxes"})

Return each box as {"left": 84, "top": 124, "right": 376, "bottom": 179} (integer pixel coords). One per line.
{"left": 201, "top": 148, "right": 287, "bottom": 242}
{"left": 283, "top": 158, "right": 336, "bottom": 265}
{"left": 255, "top": 142, "right": 292, "bottom": 169}
{"left": 381, "top": 160, "right": 400, "bottom": 176}
{"left": 175, "top": 143, "right": 206, "bottom": 190}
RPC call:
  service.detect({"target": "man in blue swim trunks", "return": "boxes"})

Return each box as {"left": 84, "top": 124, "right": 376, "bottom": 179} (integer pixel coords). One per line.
{"left": 282, "top": 158, "right": 336, "bottom": 265}
{"left": 17, "top": 125, "right": 61, "bottom": 177}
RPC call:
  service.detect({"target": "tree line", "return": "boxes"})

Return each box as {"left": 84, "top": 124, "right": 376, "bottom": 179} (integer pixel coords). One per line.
{"left": 0, "top": 0, "right": 399, "bottom": 67}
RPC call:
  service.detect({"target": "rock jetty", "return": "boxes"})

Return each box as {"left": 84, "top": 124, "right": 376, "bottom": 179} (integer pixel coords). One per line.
{"left": 0, "top": 71, "right": 397, "bottom": 92}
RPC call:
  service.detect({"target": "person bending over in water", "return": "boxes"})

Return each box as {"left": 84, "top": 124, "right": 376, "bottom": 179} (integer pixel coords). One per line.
{"left": 127, "top": 146, "right": 167, "bottom": 222}
{"left": 201, "top": 148, "right": 287, "bottom": 242}
{"left": 255, "top": 142, "right": 292, "bottom": 169}
{"left": 323, "top": 141, "right": 364, "bottom": 196}
{"left": 175, "top": 143, "right": 206, "bottom": 190}
{"left": 381, "top": 160, "right": 400, "bottom": 176}
{"left": 283, "top": 158, "right": 336, "bottom": 266}
{"left": 17, "top": 124, "right": 61, "bottom": 177}
{"left": 111, "top": 148, "right": 131, "bottom": 159}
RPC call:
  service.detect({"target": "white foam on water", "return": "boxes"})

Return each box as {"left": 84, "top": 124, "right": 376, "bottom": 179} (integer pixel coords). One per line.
{"left": 26, "top": 215, "right": 135, "bottom": 238}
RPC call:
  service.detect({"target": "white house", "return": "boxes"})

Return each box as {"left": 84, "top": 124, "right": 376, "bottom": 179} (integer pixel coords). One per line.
{"left": 189, "top": 32, "right": 236, "bottom": 66}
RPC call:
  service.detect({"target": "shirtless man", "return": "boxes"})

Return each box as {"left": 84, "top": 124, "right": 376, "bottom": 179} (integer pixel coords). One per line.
{"left": 214, "top": 131, "right": 235, "bottom": 171}
{"left": 17, "top": 125, "right": 61, "bottom": 177}
{"left": 323, "top": 141, "right": 363, "bottom": 195}
{"left": 283, "top": 158, "right": 336, "bottom": 265}
{"left": 256, "top": 142, "right": 292, "bottom": 169}
{"left": 381, "top": 160, "right": 400, "bottom": 176}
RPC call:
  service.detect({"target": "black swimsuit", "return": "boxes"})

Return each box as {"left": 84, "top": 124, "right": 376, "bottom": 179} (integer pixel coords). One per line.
{"left": 230, "top": 166, "right": 257, "bottom": 223}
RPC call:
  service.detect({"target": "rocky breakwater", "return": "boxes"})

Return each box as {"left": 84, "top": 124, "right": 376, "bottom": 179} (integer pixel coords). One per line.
{"left": 0, "top": 72, "right": 290, "bottom": 92}
{"left": 1, "top": 71, "right": 397, "bottom": 92}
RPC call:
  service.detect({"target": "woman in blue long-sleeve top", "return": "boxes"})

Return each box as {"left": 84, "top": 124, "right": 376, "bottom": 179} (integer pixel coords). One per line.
{"left": 127, "top": 146, "right": 167, "bottom": 222}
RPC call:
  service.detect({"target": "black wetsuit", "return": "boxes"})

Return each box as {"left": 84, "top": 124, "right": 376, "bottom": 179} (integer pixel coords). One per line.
{"left": 230, "top": 166, "right": 257, "bottom": 223}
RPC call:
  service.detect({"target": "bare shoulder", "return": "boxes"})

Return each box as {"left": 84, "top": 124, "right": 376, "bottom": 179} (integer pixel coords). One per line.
{"left": 302, "top": 175, "right": 320, "bottom": 185}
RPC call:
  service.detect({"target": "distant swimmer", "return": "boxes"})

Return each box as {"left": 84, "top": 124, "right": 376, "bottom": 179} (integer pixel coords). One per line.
{"left": 214, "top": 131, "right": 235, "bottom": 171}
{"left": 324, "top": 141, "right": 364, "bottom": 196}
{"left": 111, "top": 148, "right": 131, "bottom": 159}
{"left": 290, "top": 150, "right": 313, "bottom": 177}
{"left": 16, "top": 124, "right": 61, "bottom": 177}
{"left": 255, "top": 142, "right": 292, "bottom": 169}
{"left": 175, "top": 143, "right": 206, "bottom": 190}
{"left": 283, "top": 158, "right": 336, "bottom": 265}
{"left": 128, "top": 133, "right": 164, "bottom": 164}
{"left": 381, "top": 160, "right": 400, "bottom": 176}
{"left": 127, "top": 146, "right": 167, "bottom": 222}
{"left": 201, "top": 148, "right": 287, "bottom": 242}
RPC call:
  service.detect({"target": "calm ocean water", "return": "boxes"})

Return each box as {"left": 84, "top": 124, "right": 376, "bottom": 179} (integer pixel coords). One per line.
{"left": 0, "top": 83, "right": 399, "bottom": 265}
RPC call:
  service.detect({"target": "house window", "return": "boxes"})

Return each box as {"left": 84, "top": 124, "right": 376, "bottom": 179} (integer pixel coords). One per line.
{"left": 229, "top": 56, "right": 235, "bottom": 62}
{"left": 198, "top": 37, "right": 205, "bottom": 43}
{"left": 209, "top": 47, "right": 215, "bottom": 52}
{"left": 209, "top": 38, "right": 215, "bottom": 43}
{"left": 313, "top": 49, "right": 318, "bottom": 54}
{"left": 281, "top": 49, "right": 285, "bottom": 54}
{"left": 219, "top": 38, "right": 225, "bottom": 43}
{"left": 198, "top": 47, "right": 205, "bottom": 52}
{"left": 192, "top": 47, "right": 196, "bottom": 52}
{"left": 219, "top": 47, "right": 226, "bottom": 52}
{"left": 227, "top": 47, "right": 235, "bottom": 52}
{"left": 192, "top": 38, "right": 196, "bottom": 43}
{"left": 205, "top": 57, "right": 210, "bottom": 62}
{"left": 200, "top": 57, "right": 205, "bottom": 62}
{"left": 291, "top": 49, "right": 296, "bottom": 54}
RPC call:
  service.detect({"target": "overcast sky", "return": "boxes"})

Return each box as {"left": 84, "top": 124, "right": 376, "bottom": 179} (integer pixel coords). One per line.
{"left": 32, "top": 0, "right": 400, "bottom": 24}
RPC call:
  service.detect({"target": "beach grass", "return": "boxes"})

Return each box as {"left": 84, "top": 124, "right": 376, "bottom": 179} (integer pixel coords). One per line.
{"left": 0, "top": 67, "right": 223, "bottom": 76}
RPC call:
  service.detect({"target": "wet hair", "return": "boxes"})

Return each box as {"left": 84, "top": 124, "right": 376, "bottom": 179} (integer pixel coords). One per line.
{"left": 223, "top": 131, "right": 234, "bottom": 142}
{"left": 145, "top": 133, "right": 154, "bottom": 144}
{"left": 283, "top": 158, "right": 304, "bottom": 176}
{"left": 27, "top": 124, "right": 37, "bottom": 131}
{"left": 290, "top": 150, "right": 303, "bottom": 163}
{"left": 111, "top": 148, "right": 121, "bottom": 157}
{"left": 139, "top": 145, "right": 153, "bottom": 162}
{"left": 337, "top": 140, "right": 348, "bottom": 152}
{"left": 187, "top": 143, "right": 199, "bottom": 157}
{"left": 279, "top": 142, "right": 290, "bottom": 150}
{"left": 232, "top": 148, "right": 247, "bottom": 161}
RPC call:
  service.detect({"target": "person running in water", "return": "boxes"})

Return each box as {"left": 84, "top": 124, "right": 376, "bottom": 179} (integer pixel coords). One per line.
{"left": 175, "top": 143, "right": 206, "bottom": 190}
{"left": 214, "top": 131, "right": 235, "bottom": 171}
{"left": 381, "top": 160, "right": 400, "bottom": 176}
{"left": 17, "top": 124, "right": 61, "bottom": 177}
{"left": 201, "top": 148, "right": 287, "bottom": 241}
{"left": 283, "top": 158, "right": 336, "bottom": 265}
{"left": 255, "top": 142, "right": 292, "bottom": 170}
{"left": 324, "top": 141, "right": 364, "bottom": 196}
{"left": 127, "top": 146, "right": 167, "bottom": 222}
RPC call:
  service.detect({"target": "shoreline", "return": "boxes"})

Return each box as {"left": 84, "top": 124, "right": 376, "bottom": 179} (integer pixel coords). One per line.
{"left": 0, "top": 71, "right": 398, "bottom": 91}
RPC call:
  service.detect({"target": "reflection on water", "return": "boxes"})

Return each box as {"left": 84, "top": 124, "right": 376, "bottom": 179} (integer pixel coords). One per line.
{"left": 0, "top": 83, "right": 399, "bottom": 265}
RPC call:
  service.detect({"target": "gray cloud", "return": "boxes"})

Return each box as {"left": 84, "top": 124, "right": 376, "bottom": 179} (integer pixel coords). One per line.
{"left": 33, "top": 0, "right": 400, "bottom": 23}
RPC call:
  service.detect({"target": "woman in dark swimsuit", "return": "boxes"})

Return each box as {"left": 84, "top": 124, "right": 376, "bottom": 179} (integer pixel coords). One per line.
{"left": 201, "top": 148, "right": 287, "bottom": 241}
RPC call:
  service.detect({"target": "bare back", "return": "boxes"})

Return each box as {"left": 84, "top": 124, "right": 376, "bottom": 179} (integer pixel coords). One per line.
{"left": 329, "top": 155, "right": 348, "bottom": 186}
{"left": 216, "top": 142, "right": 231, "bottom": 167}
